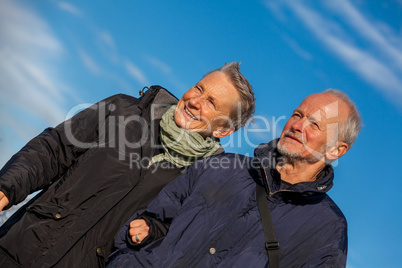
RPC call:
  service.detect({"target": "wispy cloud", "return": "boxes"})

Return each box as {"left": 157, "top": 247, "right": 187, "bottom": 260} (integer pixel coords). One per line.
{"left": 144, "top": 55, "right": 188, "bottom": 92}
{"left": 263, "top": 1, "right": 287, "bottom": 22}
{"left": 75, "top": 25, "right": 148, "bottom": 91}
{"left": 145, "top": 56, "right": 173, "bottom": 75}
{"left": 97, "top": 31, "right": 119, "bottom": 63}
{"left": 0, "top": 0, "right": 67, "bottom": 126}
{"left": 124, "top": 60, "right": 149, "bottom": 86}
{"left": 324, "top": 0, "right": 402, "bottom": 70}
{"left": 281, "top": 34, "right": 312, "bottom": 60}
{"left": 55, "top": 1, "right": 182, "bottom": 94}
{"left": 0, "top": 2, "right": 61, "bottom": 53}
{"left": 57, "top": 1, "right": 82, "bottom": 16}
{"left": 78, "top": 48, "right": 101, "bottom": 75}
{"left": 265, "top": 0, "right": 402, "bottom": 107}
{"left": 0, "top": 0, "right": 72, "bottom": 167}
{"left": 98, "top": 31, "right": 116, "bottom": 51}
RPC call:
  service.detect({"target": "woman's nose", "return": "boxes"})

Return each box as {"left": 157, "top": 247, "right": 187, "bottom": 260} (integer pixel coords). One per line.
{"left": 188, "top": 96, "right": 202, "bottom": 109}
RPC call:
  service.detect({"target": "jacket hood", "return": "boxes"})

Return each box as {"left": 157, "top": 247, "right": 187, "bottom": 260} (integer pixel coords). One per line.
{"left": 138, "top": 86, "right": 179, "bottom": 116}
{"left": 254, "top": 139, "right": 335, "bottom": 203}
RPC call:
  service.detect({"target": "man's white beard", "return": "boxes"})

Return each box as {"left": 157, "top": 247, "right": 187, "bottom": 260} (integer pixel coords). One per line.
{"left": 277, "top": 137, "right": 325, "bottom": 164}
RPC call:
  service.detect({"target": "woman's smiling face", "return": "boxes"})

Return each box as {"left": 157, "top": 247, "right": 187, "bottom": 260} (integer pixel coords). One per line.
{"left": 174, "top": 71, "right": 240, "bottom": 138}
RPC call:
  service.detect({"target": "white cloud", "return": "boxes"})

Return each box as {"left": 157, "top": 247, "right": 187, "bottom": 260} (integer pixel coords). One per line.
{"left": 145, "top": 56, "right": 173, "bottom": 75}
{"left": 0, "top": 0, "right": 75, "bottom": 174}
{"left": 76, "top": 26, "right": 146, "bottom": 91}
{"left": 106, "top": 72, "right": 136, "bottom": 93}
{"left": 78, "top": 48, "right": 101, "bottom": 75}
{"left": 97, "top": 31, "right": 119, "bottom": 63}
{"left": 57, "top": 1, "right": 82, "bottom": 16}
{"left": 124, "top": 60, "right": 149, "bottom": 86}
{"left": 0, "top": 0, "right": 68, "bottom": 126}
{"left": 272, "top": 0, "right": 402, "bottom": 106}
{"left": 327, "top": 38, "right": 402, "bottom": 94}
{"left": 263, "top": 0, "right": 287, "bottom": 22}
{"left": 324, "top": 0, "right": 402, "bottom": 70}
{"left": 143, "top": 55, "right": 188, "bottom": 92}
{"left": 0, "top": 1, "right": 61, "bottom": 53}
{"left": 0, "top": 51, "right": 66, "bottom": 124}
{"left": 281, "top": 34, "right": 312, "bottom": 60}
{"left": 98, "top": 31, "right": 116, "bottom": 50}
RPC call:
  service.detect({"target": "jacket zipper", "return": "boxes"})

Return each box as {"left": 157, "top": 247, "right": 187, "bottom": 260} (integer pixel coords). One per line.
{"left": 261, "top": 166, "right": 293, "bottom": 197}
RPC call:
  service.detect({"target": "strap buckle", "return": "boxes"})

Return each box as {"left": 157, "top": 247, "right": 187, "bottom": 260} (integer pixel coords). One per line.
{"left": 139, "top": 86, "right": 149, "bottom": 96}
{"left": 265, "top": 241, "right": 280, "bottom": 250}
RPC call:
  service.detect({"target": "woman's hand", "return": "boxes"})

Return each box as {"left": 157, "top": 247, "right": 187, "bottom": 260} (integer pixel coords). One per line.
{"left": 0, "top": 191, "right": 9, "bottom": 212}
{"left": 128, "top": 219, "right": 149, "bottom": 244}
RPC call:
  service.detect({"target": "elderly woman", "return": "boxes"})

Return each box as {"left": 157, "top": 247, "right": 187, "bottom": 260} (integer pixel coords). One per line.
{"left": 0, "top": 62, "right": 255, "bottom": 267}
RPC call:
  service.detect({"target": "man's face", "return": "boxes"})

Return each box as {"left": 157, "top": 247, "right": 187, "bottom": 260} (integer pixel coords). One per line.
{"left": 277, "top": 93, "right": 349, "bottom": 163}
{"left": 174, "top": 71, "right": 240, "bottom": 138}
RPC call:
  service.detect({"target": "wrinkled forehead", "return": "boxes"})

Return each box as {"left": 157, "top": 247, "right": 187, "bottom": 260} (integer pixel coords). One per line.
{"left": 298, "top": 93, "right": 349, "bottom": 121}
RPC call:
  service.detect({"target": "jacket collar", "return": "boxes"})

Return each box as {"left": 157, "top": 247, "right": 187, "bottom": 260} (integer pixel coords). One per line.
{"left": 254, "top": 139, "right": 335, "bottom": 203}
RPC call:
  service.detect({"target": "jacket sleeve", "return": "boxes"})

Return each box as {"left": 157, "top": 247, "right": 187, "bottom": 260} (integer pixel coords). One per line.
{"left": 302, "top": 221, "right": 348, "bottom": 268}
{"left": 0, "top": 94, "right": 129, "bottom": 209}
{"left": 302, "top": 247, "right": 347, "bottom": 268}
{"left": 125, "top": 212, "right": 172, "bottom": 249}
{"left": 114, "top": 160, "right": 201, "bottom": 250}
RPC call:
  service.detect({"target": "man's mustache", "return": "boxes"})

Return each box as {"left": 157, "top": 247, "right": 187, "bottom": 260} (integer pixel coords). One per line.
{"left": 283, "top": 130, "right": 305, "bottom": 146}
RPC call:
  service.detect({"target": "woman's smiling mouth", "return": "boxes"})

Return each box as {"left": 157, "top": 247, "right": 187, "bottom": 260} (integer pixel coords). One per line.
{"left": 184, "top": 106, "right": 198, "bottom": 120}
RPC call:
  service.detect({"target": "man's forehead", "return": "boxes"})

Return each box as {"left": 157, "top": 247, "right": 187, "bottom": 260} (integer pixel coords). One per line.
{"left": 297, "top": 93, "right": 348, "bottom": 120}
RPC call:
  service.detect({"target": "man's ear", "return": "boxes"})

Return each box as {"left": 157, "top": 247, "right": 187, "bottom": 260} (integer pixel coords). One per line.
{"left": 325, "top": 141, "right": 349, "bottom": 161}
{"left": 213, "top": 127, "right": 235, "bottom": 138}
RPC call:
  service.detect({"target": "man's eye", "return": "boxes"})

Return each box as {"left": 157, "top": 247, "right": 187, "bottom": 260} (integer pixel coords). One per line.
{"left": 209, "top": 99, "right": 215, "bottom": 107}
{"left": 311, "top": 122, "right": 319, "bottom": 128}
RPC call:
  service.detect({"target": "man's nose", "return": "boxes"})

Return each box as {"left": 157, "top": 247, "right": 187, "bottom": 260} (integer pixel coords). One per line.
{"left": 292, "top": 118, "right": 307, "bottom": 133}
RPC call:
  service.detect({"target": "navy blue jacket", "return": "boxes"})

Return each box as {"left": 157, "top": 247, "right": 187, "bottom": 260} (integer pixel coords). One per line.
{"left": 108, "top": 140, "right": 347, "bottom": 267}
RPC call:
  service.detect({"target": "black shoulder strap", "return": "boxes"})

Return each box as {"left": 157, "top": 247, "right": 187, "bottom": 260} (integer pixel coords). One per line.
{"left": 256, "top": 183, "right": 280, "bottom": 268}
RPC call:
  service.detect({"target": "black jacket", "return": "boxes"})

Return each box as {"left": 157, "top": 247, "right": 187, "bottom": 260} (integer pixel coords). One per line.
{"left": 0, "top": 86, "right": 221, "bottom": 267}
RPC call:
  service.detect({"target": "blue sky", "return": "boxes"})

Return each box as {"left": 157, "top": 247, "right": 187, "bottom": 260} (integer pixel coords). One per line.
{"left": 0, "top": 0, "right": 401, "bottom": 267}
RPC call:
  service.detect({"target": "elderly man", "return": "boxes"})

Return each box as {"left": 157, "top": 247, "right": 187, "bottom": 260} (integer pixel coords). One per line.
{"left": 0, "top": 62, "right": 255, "bottom": 267}
{"left": 108, "top": 89, "right": 360, "bottom": 267}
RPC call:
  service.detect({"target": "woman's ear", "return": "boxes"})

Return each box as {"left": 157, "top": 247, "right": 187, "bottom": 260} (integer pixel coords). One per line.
{"left": 213, "top": 127, "right": 235, "bottom": 138}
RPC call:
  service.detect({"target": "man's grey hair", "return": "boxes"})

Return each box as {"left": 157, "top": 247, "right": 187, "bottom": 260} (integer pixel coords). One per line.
{"left": 206, "top": 62, "right": 255, "bottom": 130}
{"left": 324, "top": 89, "right": 361, "bottom": 148}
